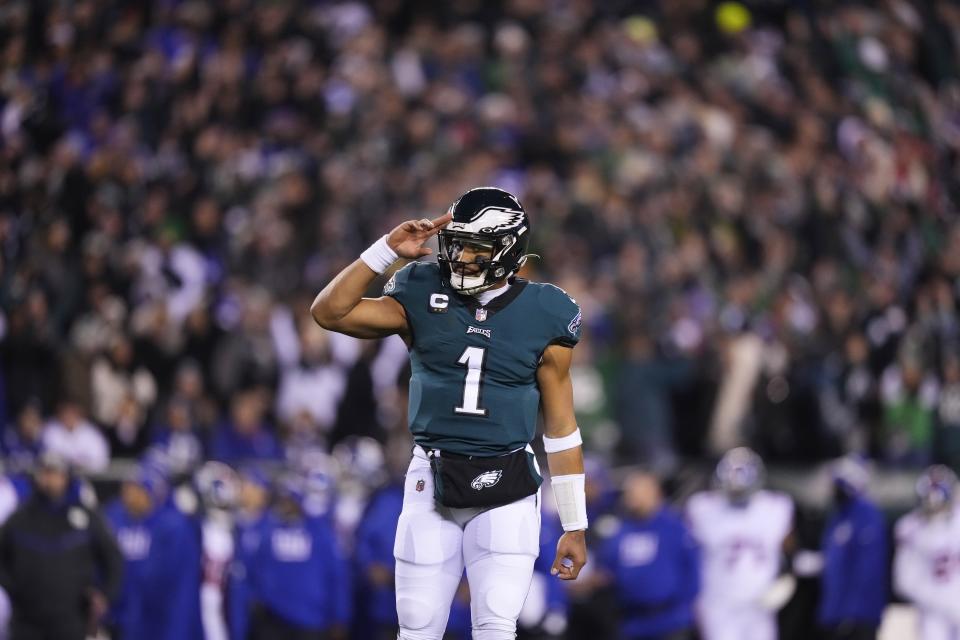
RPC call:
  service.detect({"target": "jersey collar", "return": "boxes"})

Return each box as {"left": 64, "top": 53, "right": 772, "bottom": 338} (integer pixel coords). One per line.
{"left": 457, "top": 278, "right": 528, "bottom": 319}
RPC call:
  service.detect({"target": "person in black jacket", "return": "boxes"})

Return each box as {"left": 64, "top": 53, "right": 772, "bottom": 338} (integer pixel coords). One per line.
{"left": 0, "top": 451, "right": 123, "bottom": 640}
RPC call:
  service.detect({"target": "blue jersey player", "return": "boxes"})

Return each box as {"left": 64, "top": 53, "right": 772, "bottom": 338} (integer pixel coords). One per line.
{"left": 311, "top": 187, "right": 588, "bottom": 640}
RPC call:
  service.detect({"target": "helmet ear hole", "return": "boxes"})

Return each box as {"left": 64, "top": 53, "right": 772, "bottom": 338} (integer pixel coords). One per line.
{"left": 494, "top": 267, "right": 505, "bottom": 278}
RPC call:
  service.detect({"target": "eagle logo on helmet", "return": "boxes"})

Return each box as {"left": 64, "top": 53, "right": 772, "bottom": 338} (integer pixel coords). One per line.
{"left": 470, "top": 206, "right": 525, "bottom": 230}
{"left": 471, "top": 470, "right": 503, "bottom": 490}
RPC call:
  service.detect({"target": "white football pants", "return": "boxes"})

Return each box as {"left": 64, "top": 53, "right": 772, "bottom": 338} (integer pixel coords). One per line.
{"left": 698, "top": 600, "right": 777, "bottom": 640}
{"left": 394, "top": 446, "right": 540, "bottom": 640}
{"left": 918, "top": 611, "right": 960, "bottom": 640}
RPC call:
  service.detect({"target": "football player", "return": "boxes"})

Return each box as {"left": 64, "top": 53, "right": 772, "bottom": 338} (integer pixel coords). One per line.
{"left": 686, "top": 447, "right": 794, "bottom": 640}
{"left": 311, "top": 187, "right": 588, "bottom": 640}
{"left": 894, "top": 465, "right": 960, "bottom": 640}
{"left": 195, "top": 461, "right": 241, "bottom": 640}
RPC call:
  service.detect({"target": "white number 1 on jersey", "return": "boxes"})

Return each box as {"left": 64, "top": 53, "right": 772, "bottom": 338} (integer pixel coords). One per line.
{"left": 455, "top": 346, "right": 487, "bottom": 416}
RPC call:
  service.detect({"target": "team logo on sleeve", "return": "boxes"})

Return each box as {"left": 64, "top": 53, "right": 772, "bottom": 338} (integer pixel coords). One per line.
{"left": 568, "top": 310, "right": 582, "bottom": 336}
{"left": 383, "top": 273, "right": 397, "bottom": 295}
{"left": 471, "top": 470, "right": 502, "bottom": 490}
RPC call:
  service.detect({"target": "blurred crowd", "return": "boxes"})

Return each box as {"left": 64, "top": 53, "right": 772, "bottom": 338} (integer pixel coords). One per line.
{"left": 2, "top": 0, "right": 960, "bottom": 479}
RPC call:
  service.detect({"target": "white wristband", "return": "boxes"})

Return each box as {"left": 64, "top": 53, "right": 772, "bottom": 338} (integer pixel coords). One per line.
{"left": 543, "top": 428, "right": 582, "bottom": 453}
{"left": 551, "top": 473, "right": 588, "bottom": 531}
{"left": 360, "top": 235, "right": 399, "bottom": 274}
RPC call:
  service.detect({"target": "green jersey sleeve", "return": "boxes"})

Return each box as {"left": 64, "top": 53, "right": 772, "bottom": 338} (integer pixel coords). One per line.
{"left": 382, "top": 261, "right": 419, "bottom": 307}
{"left": 537, "top": 283, "right": 582, "bottom": 348}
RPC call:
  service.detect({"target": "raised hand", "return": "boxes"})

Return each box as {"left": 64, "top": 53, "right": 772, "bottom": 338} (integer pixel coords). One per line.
{"left": 386, "top": 212, "right": 453, "bottom": 259}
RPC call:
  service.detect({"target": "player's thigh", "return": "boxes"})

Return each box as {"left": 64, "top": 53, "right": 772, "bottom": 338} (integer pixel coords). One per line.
{"left": 394, "top": 453, "right": 465, "bottom": 635}
{"left": 919, "top": 614, "right": 957, "bottom": 640}
{"left": 393, "top": 453, "right": 464, "bottom": 565}
{"left": 463, "top": 493, "right": 540, "bottom": 624}
{"left": 698, "top": 602, "right": 775, "bottom": 640}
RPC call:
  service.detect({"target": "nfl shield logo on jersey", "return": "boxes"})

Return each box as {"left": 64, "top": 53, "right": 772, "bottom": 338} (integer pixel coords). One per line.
{"left": 415, "top": 479, "right": 425, "bottom": 492}
{"left": 475, "top": 308, "right": 488, "bottom": 322}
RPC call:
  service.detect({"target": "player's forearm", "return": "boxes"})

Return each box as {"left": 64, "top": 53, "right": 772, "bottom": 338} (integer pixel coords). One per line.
{"left": 546, "top": 446, "right": 584, "bottom": 477}
{"left": 312, "top": 231, "right": 402, "bottom": 327}
{"left": 310, "top": 258, "right": 382, "bottom": 327}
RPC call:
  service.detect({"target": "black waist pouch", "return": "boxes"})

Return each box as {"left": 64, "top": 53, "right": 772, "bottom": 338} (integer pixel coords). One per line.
{"left": 427, "top": 448, "right": 542, "bottom": 508}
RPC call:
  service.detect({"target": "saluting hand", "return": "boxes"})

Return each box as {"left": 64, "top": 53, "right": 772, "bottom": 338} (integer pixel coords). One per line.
{"left": 551, "top": 530, "right": 587, "bottom": 580}
{"left": 386, "top": 212, "right": 453, "bottom": 259}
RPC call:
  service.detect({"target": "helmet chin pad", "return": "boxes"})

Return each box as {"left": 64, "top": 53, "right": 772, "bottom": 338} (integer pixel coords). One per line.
{"left": 447, "top": 269, "right": 501, "bottom": 294}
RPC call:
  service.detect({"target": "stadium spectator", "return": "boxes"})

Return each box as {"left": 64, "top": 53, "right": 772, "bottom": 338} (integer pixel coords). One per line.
{"left": 2, "top": 403, "right": 44, "bottom": 473}
{"left": 0, "top": 288, "right": 62, "bottom": 417}
{"left": 149, "top": 398, "right": 204, "bottom": 478}
{"left": 615, "top": 331, "right": 693, "bottom": 470}
{"left": 817, "top": 332, "right": 881, "bottom": 456}
{"left": 818, "top": 456, "right": 889, "bottom": 639}
{"left": 881, "top": 359, "right": 939, "bottom": 467}
{"left": 209, "top": 388, "right": 282, "bottom": 465}
{"left": 89, "top": 335, "right": 157, "bottom": 440}
{"left": 595, "top": 470, "right": 699, "bottom": 640}
{"left": 275, "top": 319, "right": 347, "bottom": 435}
{"left": 0, "top": 451, "right": 122, "bottom": 640}
{"left": 209, "top": 289, "right": 279, "bottom": 400}
{"left": 935, "top": 356, "right": 960, "bottom": 469}
{"left": 41, "top": 400, "right": 109, "bottom": 474}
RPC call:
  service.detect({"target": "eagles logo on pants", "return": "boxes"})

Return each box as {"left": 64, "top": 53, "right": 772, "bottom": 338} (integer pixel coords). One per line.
{"left": 394, "top": 447, "right": 540, "bottom": 640}
{"left": 471, "top": 470, "right": 502, "bottom": 490}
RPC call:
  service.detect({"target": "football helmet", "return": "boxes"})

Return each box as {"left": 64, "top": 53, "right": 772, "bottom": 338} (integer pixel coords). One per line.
{"left": 916, "top": 464, "right": 957, "bottom": 514}
{"left": 437, "top": 187, "right": 531, "bottom": 295}
{"left": 716, "top": 447, "right": 765, "bottom": 499}
{"left": 831, "top": 454, "right": 870, "bottom": 498}
{"left": 195, "top": 461, "right": 240, "bottom": 512}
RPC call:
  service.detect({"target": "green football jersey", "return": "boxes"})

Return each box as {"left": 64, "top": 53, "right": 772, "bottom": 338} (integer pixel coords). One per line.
{"left": 384, "top": 262, "right": 581, "bottom": 457}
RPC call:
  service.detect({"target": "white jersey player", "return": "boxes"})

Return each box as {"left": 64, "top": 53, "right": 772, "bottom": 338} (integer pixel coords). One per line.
{"left": 194, "top": 462, "right": 241, "bottom": 640}
{"left": 894, "top": 465, "right": 960, "bottom": 640}
{"left": 0, "top": 471, "right": 18, "bottom": 640}
{"left": 687, "top": 447, "right": 793, "bottom": 640}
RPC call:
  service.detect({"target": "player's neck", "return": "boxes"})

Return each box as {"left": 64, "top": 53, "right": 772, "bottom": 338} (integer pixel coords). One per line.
{"left": 473, "top": 281, "right": 510, "bottom": 306}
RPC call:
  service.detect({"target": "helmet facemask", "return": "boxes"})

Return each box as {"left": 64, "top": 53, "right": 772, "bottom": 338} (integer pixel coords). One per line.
{"left": 715, "top": 447, "right": 764, "bottom": 506}
{"left": 438, "top": 230, "right": 524, "bottom": 295}
{"left": 917, "top": 465, "right": 957, "bottom": 517}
